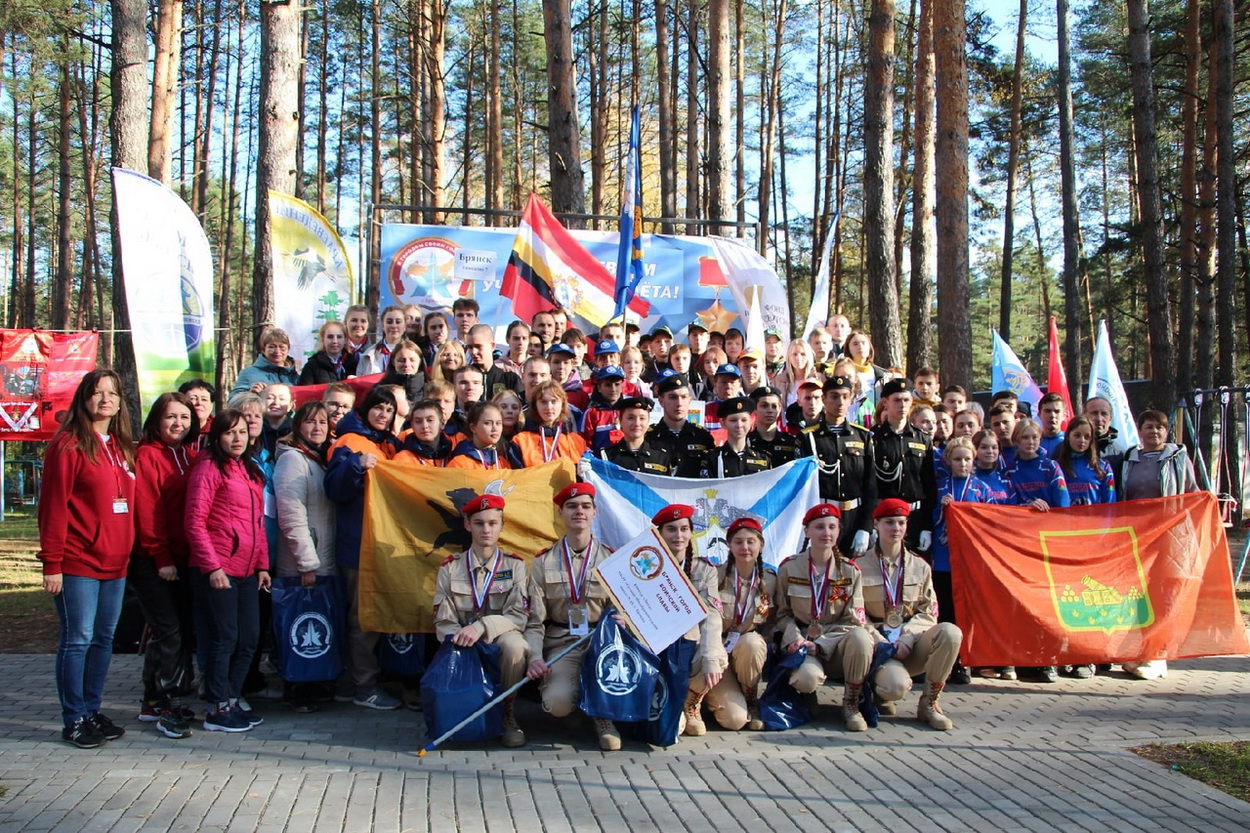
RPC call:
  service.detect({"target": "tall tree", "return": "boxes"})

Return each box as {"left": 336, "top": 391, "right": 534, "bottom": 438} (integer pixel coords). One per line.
{"left": 934, "top": 0, "right": 971, "bottom": 388}
{"left": 997, "top": 0, "right": 1026, "bottom": 342}
{"left": 906, "top": 0, "right": 935, "bottom": 372}
{"left": 1175, "top": 0, "right": 1201, "bottom": 396}
{"left": 1125, "top": 0, "right": 1174, "bottom": 409}
{"left": 1056, "top": 0, "right": 1083, "bottom": 393}
{"left": 863, "top": 0, "right": 902, "bottom": 368}
{"left": 148, "top": 0, "right": 181, "bottom": 184}
{"left": 707, "top": 0, "right": 732, "bottom": 232}
{"left": 253, "top": 0, "right": 301, "bottom": 338}
{"left": 655, "top": 0, "right": 677, "bottom": 230}
{"left": 542, "top": 0, "right": 585, "bottom": 217}
{"left": 1213, "top": 0, "right": 1235, "bottom": 390}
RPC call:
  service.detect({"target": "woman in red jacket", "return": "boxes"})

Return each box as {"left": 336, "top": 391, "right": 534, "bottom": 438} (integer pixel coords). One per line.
{"left": 38, "top": 369, "right": 137, "bottom": 749}
{"left": 186, "top": 408, "right": 271, "bottom": 733}
{"left": 130, "top": 391, "right": 200, "bottom": 739}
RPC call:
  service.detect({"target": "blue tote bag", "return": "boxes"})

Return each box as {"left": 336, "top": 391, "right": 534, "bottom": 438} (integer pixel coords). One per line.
{"left": 420, "top": 638, "right": 503, "bottom": 744}
{"left": 758, "top": 646, "right": 812, "bottom": 730}
{"left": 271, "top": 575, "right": 345, "bottom": 683}
{"left": 578, "top": 611, "right": 660, "bottom": 723}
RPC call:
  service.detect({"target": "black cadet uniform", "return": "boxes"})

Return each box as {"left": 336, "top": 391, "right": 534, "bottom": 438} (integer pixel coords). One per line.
{"left": 704, "top": 397, "right": 772, "bottom": 477}
{"left": 871, "top": 378, "right": 938, "bottom": 549}
{"left": 796, "top": 376, "right": 876, "bottom": 553}
{"left": 600, "top": 397, "right": 675, "bottom": 474}
{"left": 747, "top": 386, "right": 798, "bottom": 466}
{"left": 645, "top": 373, "right": 714, "bottom": 478}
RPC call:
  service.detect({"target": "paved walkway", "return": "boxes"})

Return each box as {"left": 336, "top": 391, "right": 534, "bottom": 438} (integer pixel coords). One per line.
{"left": 0, "top": 653, "right": 1247, "bottom": 832}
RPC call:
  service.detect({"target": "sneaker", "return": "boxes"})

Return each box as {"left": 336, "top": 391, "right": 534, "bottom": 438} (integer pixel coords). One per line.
{"left": 1072, "top": 664, "right": 1095, "bottom": 679}
{"left": 235, "top": 699, "right": 264, "bottom": 726}
{"left": 203, "top": 706, "right": 252, "bottom": 733}
{"left": 62, "top": 717, "right": 105, "bottom": 748}
{"left": 353, "top": 687, "right": 402, "bottom": 710}
{"left": 947, "top": 664, "right": 972, "bottom": 685}
{"left": 138, "top": 699, "right": 166, "bottom": 722}
{"left": 1036, "top": 666, "right": 1059, "bottom": 683}
{"left": 975, "top": 667, "right": 1000, "bottom": 679}
{"left": 89, "top": 713, "right": 126, "bottom": 741}
{"left": 156, "top": 709, "right": 192, "bottom": 739}
{"left": 1000, "top": 666, "right": 1018, "bottom": 681}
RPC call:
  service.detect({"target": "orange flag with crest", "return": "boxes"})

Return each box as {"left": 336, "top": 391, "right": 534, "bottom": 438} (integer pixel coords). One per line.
{"left": 947, "top": 492, "right": 1248, "bottom": 666}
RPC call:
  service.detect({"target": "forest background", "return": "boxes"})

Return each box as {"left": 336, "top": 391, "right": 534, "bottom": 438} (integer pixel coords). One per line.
{"left": 0, "top": 0, "right": 1246, "bottom": 411}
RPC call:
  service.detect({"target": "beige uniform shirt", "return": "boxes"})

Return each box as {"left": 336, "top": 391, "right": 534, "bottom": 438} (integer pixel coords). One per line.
{"left": 858, "top": 548, "right": 940, "bottom": 651}
{"left": 715, "top": 561, "right": 778, "bottom": 637}
{"left": 524, "top": 537, "right": 614, "bottom": 658}
{"left": 432, "top": 549, "right": 530, "bottom": 641}
{"left": 684, "top": 554, "right": 728, "bottom": 674}
{"left": 774, "top": 549, "right": 868, "bottom": 657}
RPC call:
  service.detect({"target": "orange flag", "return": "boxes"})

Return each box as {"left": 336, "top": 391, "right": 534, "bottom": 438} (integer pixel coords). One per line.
{"left": 947, "top": 492, "right": 1249, "bottom": 666}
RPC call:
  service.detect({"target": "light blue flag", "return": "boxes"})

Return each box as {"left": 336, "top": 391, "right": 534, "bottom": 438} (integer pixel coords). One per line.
{"left": 991, "top": 329, "right": 1043, "bottom": 418}
{"left": 585, "top": 456, "right": 820, "bottom": 569}
{"left": 1087, "top": 320, "right": 1141, "bottom": 448}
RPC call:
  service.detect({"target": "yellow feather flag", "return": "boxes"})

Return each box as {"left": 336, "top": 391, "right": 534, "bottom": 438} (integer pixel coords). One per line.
{"left": 358, "top": 459, "right": 577, "bottom": 633}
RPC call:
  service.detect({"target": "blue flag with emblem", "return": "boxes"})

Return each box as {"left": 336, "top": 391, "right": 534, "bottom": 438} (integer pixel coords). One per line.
{"left": 613, "top": 105, "right": 645, "bottom": 320}
{"left": 991, "top": 329, "right": 1043, "bottom": 419}
{"left": 585, "top": 456, "right": 819, "bottom": 568}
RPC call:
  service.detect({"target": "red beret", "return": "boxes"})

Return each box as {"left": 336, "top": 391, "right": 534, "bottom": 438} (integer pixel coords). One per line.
{"left": 873, "top": 498, "right": 911, "bottom": 519}
{"left": 802, "top": 503, "right": 843, "bottom": 525}
{"left": 727, "top": 517, "right": 764, "bottom": 538}
{"left": 554, "top": 482, "right": 596, "bottom": 507}
{"left": 462, "top": 493, "right": 506, "bottom": 517}
{"left": 651, "top": 504, "right": 694, "bottom": 527}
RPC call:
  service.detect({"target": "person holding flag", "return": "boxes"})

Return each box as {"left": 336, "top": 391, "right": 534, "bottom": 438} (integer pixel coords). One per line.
{"left": 524, "top": 484, "right": 618, "bottom": 750}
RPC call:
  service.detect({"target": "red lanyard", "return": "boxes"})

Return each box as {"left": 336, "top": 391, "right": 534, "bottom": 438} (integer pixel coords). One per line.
{"left": 562, "top": 536, "right": 593, "bottom": 604}
{"left": 99, "top": 436, "right": 127, "bottom": 497}
{"left": 809, "top": 556, "right": 833, "bottom": 622}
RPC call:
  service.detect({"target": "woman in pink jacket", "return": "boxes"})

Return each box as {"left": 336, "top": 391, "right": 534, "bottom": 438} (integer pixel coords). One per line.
{"left": 186, "top": 408, "right": 271, "bottom": 733}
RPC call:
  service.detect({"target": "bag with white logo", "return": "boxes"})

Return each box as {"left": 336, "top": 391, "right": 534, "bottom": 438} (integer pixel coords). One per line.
{"left": 271, "top": 575, "right": 345, "bottom": 683}
{"left": 624, "top": 636, "right": 697, "bottom": 747}
{"left": 420, "top": 638, "right": 503, "bottom": 743}
{"left": 578, "top": 610, "right": 660, "bottom": 722}
{"left": 378, "top": 633, "right": 427, "bottom": 678}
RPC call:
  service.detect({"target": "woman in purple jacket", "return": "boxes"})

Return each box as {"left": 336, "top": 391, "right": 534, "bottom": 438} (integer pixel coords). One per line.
{"left": 186, "top": 409, "right": 272, "bottom": 733}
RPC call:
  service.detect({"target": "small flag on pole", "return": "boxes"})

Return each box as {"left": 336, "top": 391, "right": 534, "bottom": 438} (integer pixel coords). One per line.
{"left": 1088, "top": 319, "right": 1140, "bottom": 447}
{"left": 614, "top": 106, "right": 645, "bottom": 320}
{"left": 991, "top": 329, "right": 1043, "bottom": 418}
{"left": 1046, "top": 316, "right": 1073, "bottom": 429}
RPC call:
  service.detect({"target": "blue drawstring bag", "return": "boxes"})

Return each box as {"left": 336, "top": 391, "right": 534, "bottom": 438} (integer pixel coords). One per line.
{"left": 624, "top": 636, "right": 697, "bottom": 747}
{"left": 271, "top": 575, "right": 345, "bottom": 683}
{"left": 378, "top": 633, "right": 426, "bottom": 678}
{"left": 758, "top": 646, "right": 811, "bottom": 730}
{"left": 578, "top": 611, "right": 660, "bottom": 722}
{"left": 420, "top": 638, "right": 503, "bottom": 743}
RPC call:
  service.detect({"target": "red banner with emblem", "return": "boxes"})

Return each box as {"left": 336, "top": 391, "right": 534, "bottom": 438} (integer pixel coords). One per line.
{"left": 0, "top": 330, "right": 99, "bottom": 440}
{"left": 947, "top": 492, "right": 1249, "bottom": 666}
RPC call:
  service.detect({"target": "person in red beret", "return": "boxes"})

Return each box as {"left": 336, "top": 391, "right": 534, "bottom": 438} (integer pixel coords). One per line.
{"left": 702, "top": 517, "right": 776, "bottom": 731}
{"left": 431, "top": 493, "right": 532, "bottom": 747}
{"left": 652, "top": 504, "right": 729, "bottom": 737}
{"left": 773, "top": 502, "right": 875, "bottom": 732}
{"left": 859, "top": 498, "right": 962, "bottom": 730}
{"left": 522, "top": 483, "right": 620, "bottom": 750}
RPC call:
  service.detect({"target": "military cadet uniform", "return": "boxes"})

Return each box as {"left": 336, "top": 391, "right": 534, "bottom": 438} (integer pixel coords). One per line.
{"left": 523, "top": 484, "right": 618, "bottom": 747}
{"left": 859, "top": 499, "right": 961, "bottom": 730}
{"left": 871, "top": 380, "right": 938, "bottom": 549}
{"left": 431, "top": 494, "right": 531, "bottom": 746}
{"left": 646, "top": 375, "right": 715, "bottom": 478}
{"left": 773, "top": 503, "right": 875, "bottom": 731}
{"left": 600, "top": 397, "right": 676, "bottom": 474}
{"left": 798, "top": 378, "right": 876, "bottom": 554}
{"left": 703, "top": 518, "right": 777, "bottom": 731}
{"left": 705, "top": 397, "right": 772, "bottom": 477}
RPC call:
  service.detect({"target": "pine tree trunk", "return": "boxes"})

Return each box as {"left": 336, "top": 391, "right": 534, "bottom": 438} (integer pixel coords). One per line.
{"left": 998, "top": 0, "right": 1026, "bottom": 341}
{"left": 1175, "top": 0, "right": 1200, "bottom": 396}
{"left": 1056, "top": 0, "right": 1083, "bottom": 392}
{"left": 906, "top": 0, "right": 935, "bottom": 372}
{"left": 1213, "top": 0, "right": 1235, "bottom": 390}
{"left": 684, "top": 0, "right": 700, "bottom": 232}
{"left": 934, "top": 0, "right": 971, "bottom": 388}
{"left": 707, "top": 0, "right": 731, "bottom": 233}
{"left": 148, "top": 0, "right": 181, "bottom": 184}
{"left": 656, "top": 1, "right": 675, "bottom": 231}
{"left": 488, "top": 0, "right": 503, "bottom": 210}
{"left": 542, "top": 0, "right": 585, "bottom": 218}
{"left": 864, "top": 0, "right": 902, "bottom": 369}
{"left": 54, "top": 53, "right": 73, "bottom": 331}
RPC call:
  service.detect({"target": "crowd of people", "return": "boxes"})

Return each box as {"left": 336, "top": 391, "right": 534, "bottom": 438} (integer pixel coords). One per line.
{"left": 36, "top": 299, "right": 1198, "bottom": 750}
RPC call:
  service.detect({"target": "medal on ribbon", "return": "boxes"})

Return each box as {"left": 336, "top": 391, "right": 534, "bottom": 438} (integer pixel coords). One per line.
{"left": 564, "top": 536, "right": 593, "bottom": 636}
{"left": 467, "top": 548, "right": 504, "bottom": 615}
{"left": 879, "top": 554, "right": 905, "bottom": 639}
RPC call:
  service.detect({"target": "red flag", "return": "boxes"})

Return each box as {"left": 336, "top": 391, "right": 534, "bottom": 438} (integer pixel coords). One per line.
{"left": 501, "top": 193, "right": 649, "bottom": 327}
{"left": 1047, "top": 316, "right": 1073, "bottom": 429}
{"left": 290, "top": 373, "right": 385, "bottom": 409}
{"left": 0, "top": 330, "right": 100, "bottom": 440}
{"left": 947, "top": 493, "right": 1250, "bottom": 666}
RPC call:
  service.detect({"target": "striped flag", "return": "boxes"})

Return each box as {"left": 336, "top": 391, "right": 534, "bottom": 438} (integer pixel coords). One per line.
{"left": 613, "top": 106, "right": 645, "bottom": 319}
{"left": 501, "top": 192, "right": 649, "bottom": 328}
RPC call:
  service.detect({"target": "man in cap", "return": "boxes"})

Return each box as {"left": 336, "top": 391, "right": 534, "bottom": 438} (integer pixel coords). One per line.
{"left": 764, "top": 327, "right": 786, "bottom": 382}
{"left": 591, "top": 339, "right": 622, "bottom": 372}
{"left": 524, "top": 484, "right": 620, "bottom": 750}
{"left": 647, "top": 373, "right": 715, "bottom": 478}
{"left": 686, "top": 318, "right": 710, "bottom": 362}
{"left": 797, "top": 375, "right": 876, "bottom": 555}
{"left": 580, "top": 365, "right": 626, "bottom": 451}
{"left": 706, "top": 397, "right": 772, "bottom": 477}
{"left": 786, "top": 379, "right": 825, "bottom": 434}
{"left": 871, "top": 378, "right": 937, "bottom": 552}
{"left": 600, "top": 397, "right": 674, "bottom": 473}
{"left": 710, "top": 362, "right": 744, "bottom": 403}
{"left": 643, "top": 325, "right": 674, "bottom": 382}
{"left": 737, "top": 349, "right": 766, "bottom": 396}
{"left": 748, "top": 386, "right": 798, "bottom": 466}
{"left": 432, "top": 493, "right": 532, "bottom": 747}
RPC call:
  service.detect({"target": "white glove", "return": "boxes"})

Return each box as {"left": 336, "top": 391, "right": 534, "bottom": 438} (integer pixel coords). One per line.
{"left": 918, "top": 531, "right": 933, "bottom": 551}
{"left": 576, "top": 459, "right": 592, "bottom": 481}
{"left": 850, "top": 530, "right": 870, "bottom": 555}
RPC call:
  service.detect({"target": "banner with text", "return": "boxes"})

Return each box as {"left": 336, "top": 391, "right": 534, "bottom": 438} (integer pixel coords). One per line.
{"left": 0, "top": 330, "right": 99, "bottom": 440}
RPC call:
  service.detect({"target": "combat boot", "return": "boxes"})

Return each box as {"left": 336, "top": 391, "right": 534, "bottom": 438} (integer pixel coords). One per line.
{"left": 917, "top": 680, "right": 954, "bottom": 730}
{"left": 593, "top": 718, "right": 621, "bottom": 751}
{"left": 873, "top": 693, "right": 897, "bottom": 716}
{"left": 501, "top": 695, "right": 526, "bottom": 747}
{"left": 842, "top": 683, "right": 868, "bottom": 732}
{"left": 682, "top": 690, "right": 707, "bottom": 736}
{"left": 743, "top": 687, "right": 764, "bottom": 731}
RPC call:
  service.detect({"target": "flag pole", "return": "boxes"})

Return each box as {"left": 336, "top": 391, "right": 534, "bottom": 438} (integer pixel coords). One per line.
{"left": 416, "top": 632, "right": 593, "bottom": 757}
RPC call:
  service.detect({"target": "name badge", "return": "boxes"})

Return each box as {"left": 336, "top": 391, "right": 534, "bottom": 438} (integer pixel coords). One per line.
{"left": 568, "top": 606, "right": 589, "bottom": 637}
{"left": 724, "top": 632, "right": 740, "bottom": 653}
{"left": 112, "top": 498, "right": 129, "bottom": 515}
{"left": 881, "top": 625, "right": 902, "bottom": 643}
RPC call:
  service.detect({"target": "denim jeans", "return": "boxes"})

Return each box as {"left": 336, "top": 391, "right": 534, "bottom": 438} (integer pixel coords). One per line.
{"left": 191, "top": 571, "right": 260, "bottom": 705}
{"left": 54, "top": 575, "right": 126, "bottom": 726}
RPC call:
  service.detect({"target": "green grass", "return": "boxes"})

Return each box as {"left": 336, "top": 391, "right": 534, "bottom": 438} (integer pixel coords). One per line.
{"left": 1134, "top": 742, "right": 1250, "bottom": 802}
{"left": 0, "top": 507, "right": 56, "bottom": 652}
